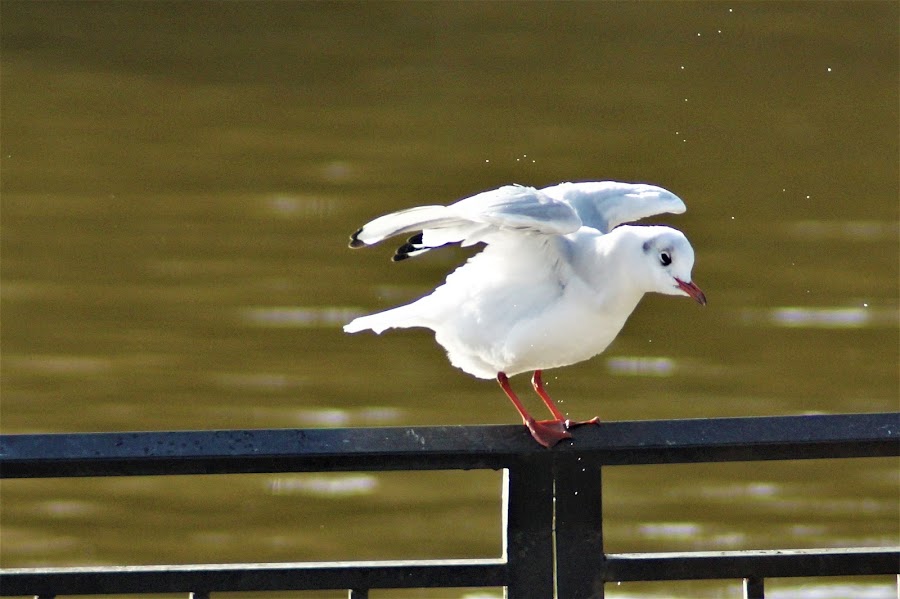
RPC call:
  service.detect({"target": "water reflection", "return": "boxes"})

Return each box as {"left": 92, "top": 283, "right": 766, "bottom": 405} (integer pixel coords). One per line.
{"left": 784, "top": 220, "right": 899, "bottom": 242}
{"left": 217, "top": 406, "right": 404, "bottom": 428}
{"left": 3, "top": 354, "right": 115, "bottom": 376}
{"left": 30, "top": 499, "right": 102, "bottom": 522}
{"left": 262, "top": 193, "right": 344, "bottom": 219}
{"left": 209, "top": 371, "right": 306, "bottom": 392}
{"left": 606, "top": 356, "right": 677, "bottom": 377}
{"left": 768, "top": 306, "right": 892, "bottom": 328}
{"left": 267, "top": 474, "right": 378, "bottom": 497}
{"left": 240, "top": 305, "right": 363, "bottom": 328}
{"left": 637, "top": 521, "right": 702, "bottom": 540}
{"left": 741, "top": 306, "right": 899, "bottom": 328}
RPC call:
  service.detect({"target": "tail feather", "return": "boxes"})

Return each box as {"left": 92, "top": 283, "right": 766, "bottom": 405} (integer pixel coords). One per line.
{"left": 343, "top": 303, "right": 424, "bottom": 334}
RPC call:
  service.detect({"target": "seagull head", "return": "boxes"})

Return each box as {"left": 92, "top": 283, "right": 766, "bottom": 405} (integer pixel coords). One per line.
{"left": 636, "top": 227, "right": 707, "bottom": 305}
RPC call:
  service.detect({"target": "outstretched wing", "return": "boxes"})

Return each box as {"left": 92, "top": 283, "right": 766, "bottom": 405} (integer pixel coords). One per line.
{"left": 349, "top": 184, "right": 582, "bottom": 261}
{"left": 542, "top": 181, "right": 686, "bottom": 234}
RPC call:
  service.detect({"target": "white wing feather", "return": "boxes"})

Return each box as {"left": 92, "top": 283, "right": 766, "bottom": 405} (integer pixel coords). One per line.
{"left": 349, "top": 185, "right": 582, "bottom": 258}
{"left": 542, "top": 181, "right": 685, "bottom": 234}
{"left": 347, "top": 181, "right": 685, "bottom": 260}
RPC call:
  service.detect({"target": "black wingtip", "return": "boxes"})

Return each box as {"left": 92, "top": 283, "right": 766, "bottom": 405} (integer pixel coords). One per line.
{"left": 393, "top": 237, "right": 423, "bottom": 261}
{"left": 348, "top": 228, "right": 366, "bottom": 248}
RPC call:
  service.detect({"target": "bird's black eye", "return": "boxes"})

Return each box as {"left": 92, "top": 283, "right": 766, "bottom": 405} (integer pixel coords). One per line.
{"left": 659, "top": 252, "right": 672, "bottom": 266}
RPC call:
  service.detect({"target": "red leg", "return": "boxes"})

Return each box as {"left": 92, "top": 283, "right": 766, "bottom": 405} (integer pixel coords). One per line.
{"left": 497, "top": 372, "right": 571, "bottom": 448}
{"left": 532, "top": 370, "right": 602, "bottom": 430}
{"left": 531, "top": 370, "right": 566, "bottom": 420}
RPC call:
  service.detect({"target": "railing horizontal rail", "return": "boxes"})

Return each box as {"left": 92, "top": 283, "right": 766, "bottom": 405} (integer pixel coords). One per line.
{"left": 603, "top": 547, "right": 900, "bottom": 581}
{"left": 0, "top": 559, "right": 508, "bottom": 596}
{"left": 2, "top": 412, "right": 897, "bottom": 598}
{"left": 4, "top": 547, "right": 898, "bottom": 596}
{"left": 2, "top": 412, "right": 897, "bottom": 478}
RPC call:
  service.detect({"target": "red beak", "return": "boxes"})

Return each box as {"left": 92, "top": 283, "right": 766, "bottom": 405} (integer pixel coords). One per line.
{"left": 676, "top": 278, "right": 707, "bottom": 306}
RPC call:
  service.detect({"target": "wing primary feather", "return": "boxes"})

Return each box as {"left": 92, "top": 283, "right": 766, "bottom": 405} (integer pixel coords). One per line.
{"left": 392, "top": 232, "right": 452, "bottom": 261}
{"left": 392, "top": 243, "right": 416, "bottom": 261}
{"left": 352, "top": 205, "right": 452, "bottom": 247}
{"left": 348, "top": 228, "right": 366, "bottom": 248}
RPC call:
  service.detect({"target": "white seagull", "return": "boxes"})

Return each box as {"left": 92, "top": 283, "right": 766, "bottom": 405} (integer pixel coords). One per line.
{"left": 344, "top": 181, "right": 706, "bottom": 447}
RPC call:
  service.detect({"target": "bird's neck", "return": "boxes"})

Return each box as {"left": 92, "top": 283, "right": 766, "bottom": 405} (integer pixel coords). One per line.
{"left": 574, "top": 233, "right": 647, "bottom": 315}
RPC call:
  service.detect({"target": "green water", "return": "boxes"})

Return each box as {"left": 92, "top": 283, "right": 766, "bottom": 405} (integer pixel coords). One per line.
{"left": 1, "top": 2, "right": 897, "bottom": 597}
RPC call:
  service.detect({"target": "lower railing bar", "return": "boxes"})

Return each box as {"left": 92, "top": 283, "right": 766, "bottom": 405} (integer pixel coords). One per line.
{"left": 601, "top": 547, "right": 900, "bottom": 581}
{"left": 743, "top": 577, "right": 765, "bottom": 599}
{"left": 0, "top": 559, "right": 507, "bottom": 597}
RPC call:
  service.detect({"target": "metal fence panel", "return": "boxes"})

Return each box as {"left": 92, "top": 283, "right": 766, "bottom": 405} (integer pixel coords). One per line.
{"left": 1, "top": 412, "right": 898, "bottom": 597}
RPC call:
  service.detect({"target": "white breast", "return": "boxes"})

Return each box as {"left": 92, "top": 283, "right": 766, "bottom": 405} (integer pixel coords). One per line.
{"left": 433, "top": 271, "right": 643, "bottom": 379}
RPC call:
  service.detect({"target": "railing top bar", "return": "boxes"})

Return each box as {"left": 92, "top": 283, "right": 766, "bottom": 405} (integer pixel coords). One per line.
{"left": 1, "top": 412, "right": 897, "bottom": 478}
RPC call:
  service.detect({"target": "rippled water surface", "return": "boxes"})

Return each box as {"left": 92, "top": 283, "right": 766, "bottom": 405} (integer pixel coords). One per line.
{"left": 1, "top": 2, "right": 897, "bottom": 598}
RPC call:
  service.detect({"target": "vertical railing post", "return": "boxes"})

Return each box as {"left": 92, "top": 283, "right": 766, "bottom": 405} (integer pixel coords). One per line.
{"left": 554, "top": 455, "right": 605, "bottom": 599}
{"left": 743, "top": 577, "right": 765, "bottom": 598}
{"left": 503, "top": 455, "right": 555, "bottom": 598}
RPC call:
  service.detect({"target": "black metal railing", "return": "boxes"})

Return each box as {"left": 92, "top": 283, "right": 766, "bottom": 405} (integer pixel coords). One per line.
{"left": 1, "top": 412, "right": 898, "bottom": 598}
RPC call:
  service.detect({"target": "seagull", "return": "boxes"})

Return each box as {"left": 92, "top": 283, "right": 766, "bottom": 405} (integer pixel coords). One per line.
{"left": 343, "top": 181, "right": 706, "bottom": 448}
